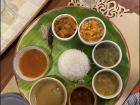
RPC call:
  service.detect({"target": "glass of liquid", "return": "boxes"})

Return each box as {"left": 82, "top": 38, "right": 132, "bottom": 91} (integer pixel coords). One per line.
{"left": 80, "top": 0, "right": 99, "bottom": 8}
{"left": 1, "top": 0, "right": 17, "bottom": 25}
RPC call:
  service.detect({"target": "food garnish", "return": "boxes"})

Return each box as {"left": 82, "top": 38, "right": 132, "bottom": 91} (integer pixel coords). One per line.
{"left": 40, "top": 25, "right": 53, "bottom": 56}
{"left": 48, "top": 26, "right": 53, "bottom": 56}
{"left": 40, "top": 25, "right": 48, "bottom": 39}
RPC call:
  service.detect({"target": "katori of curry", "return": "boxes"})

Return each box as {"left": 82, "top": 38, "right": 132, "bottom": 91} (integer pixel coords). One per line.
{"left": 18, "top": 49, "right": 47, "bottom": 78}
{"left": 70, "top": 87, "right": 94, "bottom": 105}
{"left": 54, "top": 16, "right": 77, "bottom": 38}
{"left": 80, "top": 19, "right": 104, "bottom": 42}
{"left": 94, "top": 71, "right": 119, "bottom": 96}
{"left": 94, "top": 43, "right": 120, "bottom": 67}
{"left": 34, "top": 80, "right": 65, "bottom": 105}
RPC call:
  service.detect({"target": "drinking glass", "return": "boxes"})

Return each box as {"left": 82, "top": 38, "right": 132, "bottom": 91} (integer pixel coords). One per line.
{"left": 1, "top": 0, "right": 17, "bottom": 25}
{"left": 80, "top": 0, "right": 99, "bottom": 8}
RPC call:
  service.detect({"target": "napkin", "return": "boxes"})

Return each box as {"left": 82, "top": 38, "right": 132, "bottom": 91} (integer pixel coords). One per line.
{"left": 1, "top": 0, "right": 46, "bottom": 53}
{"left": 123, "top": 81, "right": 140, "bottom": 105}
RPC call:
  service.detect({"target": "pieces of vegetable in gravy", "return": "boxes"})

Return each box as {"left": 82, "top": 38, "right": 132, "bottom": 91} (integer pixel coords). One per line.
{"left": 54, "top": 16, "right": 77, "bottom": 38}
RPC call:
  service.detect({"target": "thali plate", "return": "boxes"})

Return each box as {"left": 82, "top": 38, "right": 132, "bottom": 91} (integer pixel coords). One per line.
{"left": 14, "top": 6, "right": 130, "bottom": 105}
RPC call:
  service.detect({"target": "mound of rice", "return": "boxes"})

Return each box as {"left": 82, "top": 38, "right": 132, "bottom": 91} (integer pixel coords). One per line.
{"left": 58, "top": 49, "right": 91, "bottom": 81}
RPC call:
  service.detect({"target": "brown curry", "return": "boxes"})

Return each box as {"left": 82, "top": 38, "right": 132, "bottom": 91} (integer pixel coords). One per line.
{"left": 94, "top": 71, "right": 119, "bottom": 96}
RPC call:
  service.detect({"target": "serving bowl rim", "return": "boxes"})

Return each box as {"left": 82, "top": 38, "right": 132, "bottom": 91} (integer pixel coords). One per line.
{"left": 29, "top": 77, "right": 67, "bottom": 105}
{"left": 13, "top": 45, "right": 50, "bottom": 82}
{"left": 78, "top": 16, "right": 106, "bottom": 46}
{"left": 52, "top": 14, "right": 78, "bottom": 41}
{"left": 92, "top": 40, "right": 122, "bottom": 69}
{"left": 68, "top": 85, "right": 97, "bottom": 105}
{"left": 92, "top": 69, "right": 123, "bottom": 99}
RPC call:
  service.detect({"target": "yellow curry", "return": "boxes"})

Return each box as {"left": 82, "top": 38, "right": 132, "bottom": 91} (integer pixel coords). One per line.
{"left": 94, "top": 71, "right": 119, "bottom": 96}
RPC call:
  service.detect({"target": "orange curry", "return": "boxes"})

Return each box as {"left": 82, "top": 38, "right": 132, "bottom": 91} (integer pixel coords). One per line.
{"left": 18, "top": 49, "right": 47, "bottom": 78}
{"left": 80, "top": 19, "right": 104, "bottom": 42}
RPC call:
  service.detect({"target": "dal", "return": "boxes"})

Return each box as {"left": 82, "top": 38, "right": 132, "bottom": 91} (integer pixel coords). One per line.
{"left": 94, "top": 71, "right": 119, "bottom": 96}
{"left": 34, "top": 80, "right": 65, "bottom": 105}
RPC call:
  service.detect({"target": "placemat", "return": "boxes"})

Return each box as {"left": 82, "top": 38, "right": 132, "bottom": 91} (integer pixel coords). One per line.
{"left": 1, "top": 0, "right": 49, "bottom": 54}
{"left": 110, "top": 13, "right": 139, "bottom": 105}
{"left": 67, "top": 0, "right": 139, "bottom": 104}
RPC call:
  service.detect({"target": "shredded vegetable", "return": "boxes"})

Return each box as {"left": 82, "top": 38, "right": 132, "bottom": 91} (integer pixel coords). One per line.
{"left": 80, "top": 19, "right": 104, "bottom": 42}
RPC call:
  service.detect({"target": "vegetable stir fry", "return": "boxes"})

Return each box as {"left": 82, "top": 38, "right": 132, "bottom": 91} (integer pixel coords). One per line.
{"left": 54, "top": 17, "right": 77, "bottom": 38}
{"left": 80, "top": 19, "right": 104, "bottom": 42}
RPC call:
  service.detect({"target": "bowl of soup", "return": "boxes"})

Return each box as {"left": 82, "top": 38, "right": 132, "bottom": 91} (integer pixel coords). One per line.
{"left": 13, "top": 45, "right": 49, "bottom": 82}
{"left": 92, "top": 69, "right": 123, "bottom": 99}
{"left": 29, "top": 77, "right": 67, "bottom": 105}
{"left": 78, "top": 17, "right": 106, "bottom": 46}
{"left": 92, "top": 40, "right": 122, "bottom": 68}
{"left": 68, "top": 85, "right": 97, "bottom": 105}
{"left": 52, "top": 14, "right": 78, "bottom": 41}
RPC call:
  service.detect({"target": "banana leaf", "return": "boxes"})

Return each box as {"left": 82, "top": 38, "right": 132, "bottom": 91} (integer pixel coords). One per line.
{"left": 16, "top": 7, "right": 129, "bottom": 105}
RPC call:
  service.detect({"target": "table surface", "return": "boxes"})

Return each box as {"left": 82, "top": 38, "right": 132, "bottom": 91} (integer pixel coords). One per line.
{"left": 1, "top": 0, "right": 139, "bottom": 98}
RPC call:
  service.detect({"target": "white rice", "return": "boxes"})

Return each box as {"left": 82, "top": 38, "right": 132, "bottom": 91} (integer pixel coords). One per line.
{"left": 58, "top": 49, "right": 91, "bottom": 81}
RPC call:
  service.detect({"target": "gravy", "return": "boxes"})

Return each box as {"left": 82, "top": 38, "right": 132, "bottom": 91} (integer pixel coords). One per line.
{"left": 70, "top": 87, "right": 94, "bottom": 105}
{"left": 34, "top": 80, "right": 64, "bottom": 105}
{"left": 94, "top": 43, "right": 119, "bottom": 67}
{"left": 18, "top": 49, "right": 47, "bottom": 78}
{"left": 94, "top": 71, "right": 119, "bottom": 96}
